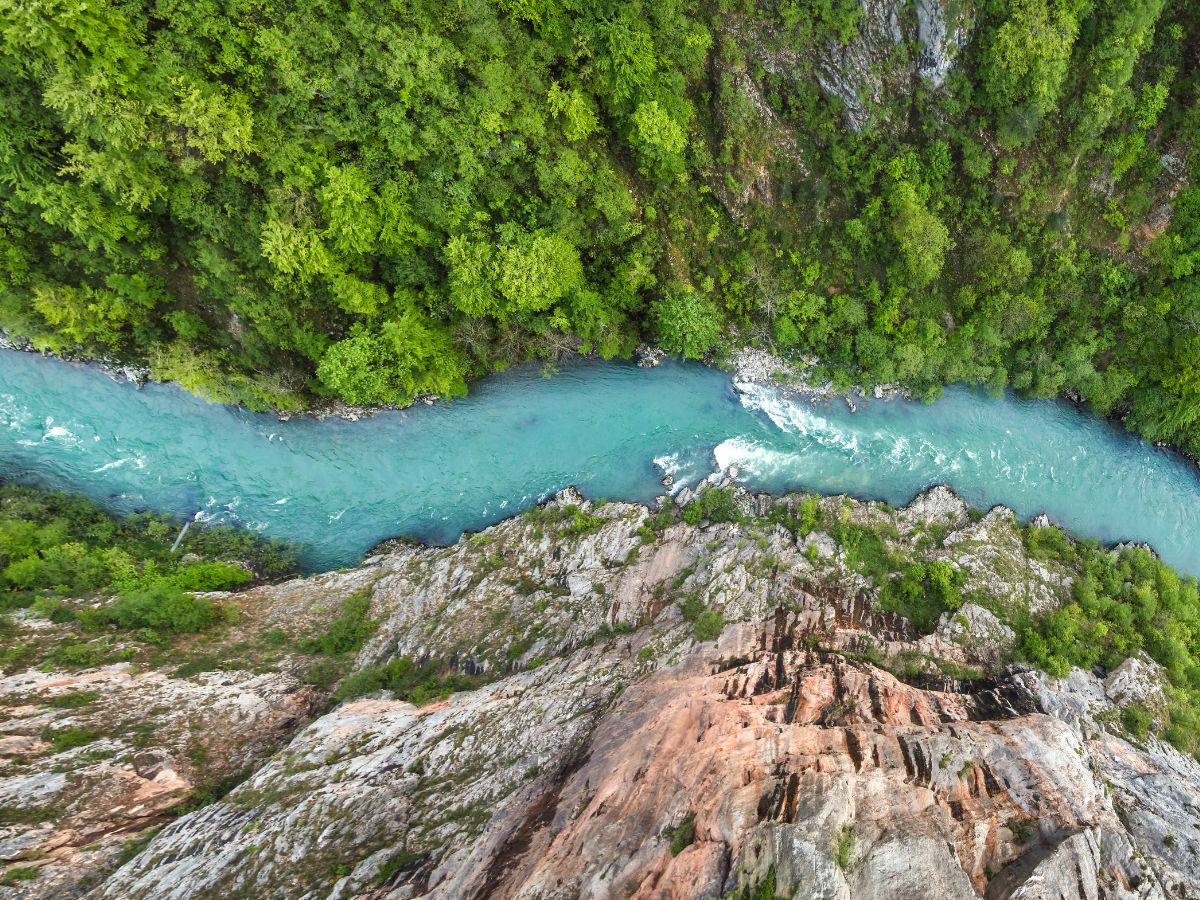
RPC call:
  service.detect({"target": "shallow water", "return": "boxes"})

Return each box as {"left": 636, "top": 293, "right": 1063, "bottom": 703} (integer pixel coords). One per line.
{"left": 1, "top": 350, "right": 1198, "bottom": 574}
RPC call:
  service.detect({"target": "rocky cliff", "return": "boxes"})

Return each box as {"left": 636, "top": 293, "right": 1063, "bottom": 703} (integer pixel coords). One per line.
{"left": 2, "top": 484, "right": 1198, "bottom": 898}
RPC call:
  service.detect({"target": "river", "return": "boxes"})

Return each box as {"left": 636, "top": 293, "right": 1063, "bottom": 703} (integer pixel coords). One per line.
{"left": 1, "top": 349, "right": 1198, "bottom": 574}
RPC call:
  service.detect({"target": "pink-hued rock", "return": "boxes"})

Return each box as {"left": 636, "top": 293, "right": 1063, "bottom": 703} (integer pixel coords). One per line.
{"left": 8, "top": 486, "right": 1197, "bottom": 898}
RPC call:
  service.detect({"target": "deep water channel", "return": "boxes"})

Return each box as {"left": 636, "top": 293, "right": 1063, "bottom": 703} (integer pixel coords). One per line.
{"left": 2, "top": 349, "right": 1198, "bottom": 574}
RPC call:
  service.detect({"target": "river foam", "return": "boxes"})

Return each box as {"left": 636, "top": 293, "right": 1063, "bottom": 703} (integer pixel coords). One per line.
{"left": 3, "top": 350, "right": 1200, "bottom": 574}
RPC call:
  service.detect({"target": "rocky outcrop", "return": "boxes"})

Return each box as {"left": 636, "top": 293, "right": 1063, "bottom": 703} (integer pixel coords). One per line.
{"left": 728, "top": 0, "right": 975, "bottom": 134}
{"left": 91, "top": 622, "right": 1192, "bottom": 899}
{"left": 812, "top": 0, "right": 904, "bottom": 131}
{"left": 90, "top": 645, "right": 632, "bottom": 900}
{"left": 2, "top": 485, "right": 1196, "bottom": 897}
{"left": 916, "top": 0, "right": 972, "bottom": 88}
{"left": 0, "top": 666, "right": 320, "bottom": 896}
{"left": 0, "top": 331, "right": 150, "bottom": 388}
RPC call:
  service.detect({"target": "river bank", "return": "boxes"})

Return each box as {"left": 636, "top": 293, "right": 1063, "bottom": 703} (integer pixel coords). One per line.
{"left": 3, "top": 346, "right": 1200, "bottom": 575}
{"left": 0, "top": 328, "right": 1162, "bottom": 473}
{"left": 4, "top": 481, "right": 1198, "bottom": 897}
{"left": 0, "top": 329, "right": 906, "bottom": 422}
{"left": 0, "top": 331, "right": 151, "bottom": 390}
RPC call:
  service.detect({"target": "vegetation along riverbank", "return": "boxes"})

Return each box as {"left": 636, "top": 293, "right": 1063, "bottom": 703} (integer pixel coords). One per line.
{"left": 1, "top": 0, "right": 1198, "bottom": 451}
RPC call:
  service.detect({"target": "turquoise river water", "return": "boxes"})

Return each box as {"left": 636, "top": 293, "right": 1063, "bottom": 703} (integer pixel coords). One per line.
{"left": 1, "top": 349, "right": 1198, "bottom": 574}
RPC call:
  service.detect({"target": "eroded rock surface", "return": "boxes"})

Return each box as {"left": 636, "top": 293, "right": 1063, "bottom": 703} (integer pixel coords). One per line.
{"left": 727, "top": 0, "right": 974, "bottom": 135}
{"left": 0, "top": 666, "right": 319, "bottom": 896}
{"left": 2, "top": 486, "right": 1197, "bottom": 898}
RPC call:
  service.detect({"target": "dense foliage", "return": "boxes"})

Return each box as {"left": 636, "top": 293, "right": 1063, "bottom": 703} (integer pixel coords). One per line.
{"left": 1018, "top": 532, "right": 1200, "bottom": 754}
{"left": 1, "top": 0, "right": 1197, "bottom": 450}
{"left": 0, "top": 483, "right": 298, "bottom": 631}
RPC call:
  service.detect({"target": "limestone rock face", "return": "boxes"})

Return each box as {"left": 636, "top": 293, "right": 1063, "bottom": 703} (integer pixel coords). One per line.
{"left": 812, "top": 0, "right": 905, "bottom": 131}
{"left": 730, "top": 0, "right": 975, "bottom": 133}
{"left": 46, "top": 486, "right": 1195, "bottom": 899}
{"left": 920, "top": 602, "right": 1016, "bottom": 670}
{"left": 0, "top": 666, "right": 319, "bottom": 897}
{"left": 90, "top": 646, "right": 632, "bottom": 900}
{"left": 91, "top": 622, "right": 1189, "bottom": 900}
{"left": 916, "top": 0, "right": 972, "bottom": 88}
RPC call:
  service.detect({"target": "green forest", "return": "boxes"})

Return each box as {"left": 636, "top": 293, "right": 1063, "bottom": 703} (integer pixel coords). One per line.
{"left": 1, "top": 0, "right": 1198, "bottom": 449}
{"left": 0, "top": 483, "right": 298, "bottom": 670}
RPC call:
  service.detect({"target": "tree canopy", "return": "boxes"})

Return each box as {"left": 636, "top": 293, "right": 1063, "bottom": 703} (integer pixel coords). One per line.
{"left": 0, "top": 0, "right": 1198, "bottom": 457}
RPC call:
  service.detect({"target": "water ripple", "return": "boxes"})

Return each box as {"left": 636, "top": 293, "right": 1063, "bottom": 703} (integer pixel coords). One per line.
{"left": 2, "top": 350, "right": 1199, "bottom": 574}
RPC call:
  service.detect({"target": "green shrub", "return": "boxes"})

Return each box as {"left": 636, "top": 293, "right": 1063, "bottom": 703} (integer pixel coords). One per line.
{"left": 879, "top": 561, "right": 965, "bottom": 632}
{"left": 666, "top": 812, "right": 696, "bottom": 856}
{"left": 301, "top": 658, "right": 348, "bottom": 691}
{"left": 172, "top": 655, "right": 223, "bottom": 678}
{"left": 720, "top": 868, "right": 777, "bottom": 900}
{"left": 682, "top": 488, "right": 742, "bottom": 526}
{"left": 166, "top": 561, "right": 253, "bottom": 592}
{"left": 645, "top": 506, "right": 676, "bottom": 532}
{"left": 335, "top": 656, "right": 487, "bottom": 704}
{"left": 693, "top": 610, "right": 725, "bottom": 641}
{"left": 796, "top": 496, "right": 822, "bottom": 535}
{"left": 41, "top": 727, "right": 99, "bottom": 753}
{"left": 300, "top": 590, "right": 377, "bottom": 656}
{"left": 560, "top": 506, "right": 605, "bottom": 537}
{"left": 829, "top": 521, "right": 898, "bottom": 582}
{"left": 44, "top": 690, "right": 100, "bottom": 709}
{"left": 678, "top": 594, "right": 704, "bottom": 621}
{"left": 1121, "top": 704, "right": 1153, "bottom": 741}
{"left": 833, "top": 823, "right": 856, "bottom": 870}
{"left": 102, "top": 582, "right": 222, "bottom": 633}
{"left": 29, "top": 597, "right": 78, "bottom": 623}
{"left": 524, "top": 503, "right": 604, "bottom": 538}
{"left": 171, "top": 771, "right": 251, "bottom": 815}
{"left": 1025, "top": 525, "right": 1076, "bottom": 562}
{"left": 1016, "top": 543, "right": 1200, "bottom": 750}
{"left": 0, "top": 485, "right": 298, "bottom": 607}
{"left": 678, "top": 593, "right": 724, "bottom": 641}
{"left": 44, "top": 639, "right": 110, "bottom": 669}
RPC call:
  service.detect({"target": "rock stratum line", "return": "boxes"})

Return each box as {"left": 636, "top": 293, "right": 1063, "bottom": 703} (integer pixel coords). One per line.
{"left": 2, "top": 485, "right": 1196, "bottom": 898}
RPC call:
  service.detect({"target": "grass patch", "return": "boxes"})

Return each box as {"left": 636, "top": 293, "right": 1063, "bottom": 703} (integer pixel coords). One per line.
{"left": 172, "top": 654, "right": 223, "bottom": 678}
{"left": 116, "top": 826, "right": 161, "bottom": 865}
{"left": 720, "top": 867, "right": 777, "bottom": 900}
{"left": 43, "top": 689, "right": 101, "bottom": 709}
{"left": 523, "top": 503, "right": 604, "bottom": 537}
{"left": 666, "top": 812, "right": 696, "bottom": 856}
{"left": 833, "top": 823, "right": 856, "bottom": 869}
{"left": 1121, "top": 704, "right": 1153, "bottom": 741}
{"left": 0, "top": 866, "right": 39, "bottom": 885}
{"left": 376, "top": 850, "right": 427, "bottom": 885}
{"left": 41, "top": 727, "right": 99, "bottom": 753}
{"left": 679, "top": 594, "right": 725, "bottom": 641}
{"left": 335, "top": 656, "right": 489, "bottom": 704}
{"left": 682, "top": 487, "right": 742, "bottom": 526}
{"left": 300, "top": 589, "right": 377, "bottom": 656}
{"left": 878, "top": 561, "right": 965, "bottom": 633}
{"left": 0, "top": 807, "right": 58, "bottom": 827}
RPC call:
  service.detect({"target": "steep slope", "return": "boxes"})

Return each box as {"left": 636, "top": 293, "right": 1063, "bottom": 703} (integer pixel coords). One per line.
{"left": 1, "top": 484, "right": 1187, "bottom": 898}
